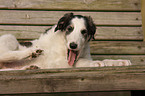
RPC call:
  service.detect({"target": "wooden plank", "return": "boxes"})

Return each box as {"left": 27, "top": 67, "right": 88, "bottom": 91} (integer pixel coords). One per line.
{"left": 0, "top": 26, "right": 48, "bottom": 40}
{"left": 0, "top": 65, "right": 145, "bottom": 94}
{"left": 0, "top": 0, "right": 141, "bottom": 11}
{"left": 90, "top": 41, "right": 145, "bottom": 55}
{"left": 92, "top": 55, "right": 145, "bottom": 66}
{"left": 96, "top": 27, "right": 143, "bottom": 40}
{"left": 0, "top": 11, "right": 142, "bottom": 26}
{"left": 0, "top": 26, "right": 143, "bottom": 40}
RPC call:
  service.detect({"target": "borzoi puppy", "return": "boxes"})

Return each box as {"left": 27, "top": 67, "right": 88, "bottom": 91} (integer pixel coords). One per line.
{"left": 0, "top": 13, "right": 131, "bottom": 70}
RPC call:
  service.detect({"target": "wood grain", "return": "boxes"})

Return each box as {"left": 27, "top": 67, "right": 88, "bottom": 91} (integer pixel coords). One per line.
{"left": 0, "top": 26, "right": 143, "bottom": 40}
{"left": 96, "top": 27, "right": 143, "bottom": 40}
{"left": 0, "top": 26, "right": 48, "bottom": 40}
{"left": 0, "top": 0, "right": 141, "bottom": 11}
{"left": 90, "top": 41, "right": 145, "bottom": 55}
{"left": 0, "top": 65, "right": 145, "bottom": 94}
{"left": 0, "top": 10, "right": 142, "bottom": 26}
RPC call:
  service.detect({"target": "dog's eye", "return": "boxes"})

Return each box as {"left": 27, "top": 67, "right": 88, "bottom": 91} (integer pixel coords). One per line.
{"left": 67, "top": 26, "right": 73, "bottom": 32}
{"left": 81, "top": 30, "right": 87, "bottom": 35}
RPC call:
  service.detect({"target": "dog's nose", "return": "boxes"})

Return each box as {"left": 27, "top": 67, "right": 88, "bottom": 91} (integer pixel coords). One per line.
{"left": 70, "top": 42, "right": 77, "bottom": 49}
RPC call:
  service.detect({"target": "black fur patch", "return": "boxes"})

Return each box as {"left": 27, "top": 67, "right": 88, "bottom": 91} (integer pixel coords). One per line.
{"left": 20, "top": 42, "right": 33, "bottom": 47}
{"left": 55, "top": 13, "right": 74, "bottom": 32}
{"left": 83, "top": 16, "right": 96, "bottom": 41}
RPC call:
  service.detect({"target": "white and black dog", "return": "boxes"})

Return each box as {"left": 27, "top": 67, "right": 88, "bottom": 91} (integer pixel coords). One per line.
{"left": 0, "top": 13, "right": 131, "bottom": 70}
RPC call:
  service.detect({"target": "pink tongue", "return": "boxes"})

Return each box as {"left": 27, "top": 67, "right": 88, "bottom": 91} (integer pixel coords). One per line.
{"left": 68, "top": 50, "right": 77, "bottom": 66}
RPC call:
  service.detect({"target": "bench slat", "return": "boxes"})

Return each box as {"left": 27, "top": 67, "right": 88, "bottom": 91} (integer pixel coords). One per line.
{"left": 0, "top": 26, "right": 142, "bottom": 40}
{"left": 96, "top": 27, "right": 142, "bottom": 40}
{"left": 0, "top": 65, "right": 145, "bottom": 94}
{"left": 0, "top": 0, "right": 140, "bottom": 11}
{"left": 90, "top": 41, "right": 145, "bottom": 55}
{"left": 0, "top": 11, "right": 142, "bottom": 25}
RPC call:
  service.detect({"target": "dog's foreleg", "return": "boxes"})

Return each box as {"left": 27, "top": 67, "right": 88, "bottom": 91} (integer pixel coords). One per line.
{"left": 89, "top": 59, "right": 132, "bottom": 67}
{"left": 76, "top": 59, "right": 131, "bottom": 68}
{"left": 76, "top": 59, "right": 105, "bottom": 67}
{"left": 103, "top": 59, "right": 132, "bottom": 66}
{"left": 0, "top": 48, "right": 43, "bottom": 62}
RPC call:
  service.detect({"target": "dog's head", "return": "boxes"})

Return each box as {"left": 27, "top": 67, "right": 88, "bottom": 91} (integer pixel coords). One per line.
{"left": 55, "top": 13, "right": 96, "bottom": 66}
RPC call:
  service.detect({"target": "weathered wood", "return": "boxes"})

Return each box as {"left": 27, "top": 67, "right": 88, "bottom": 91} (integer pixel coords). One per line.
{"left": 92, "top": 55, "right": 145, "bottom": 65}
{"left": 0, "top": 26, "right": 142, "bottom": 40}
{"left": 0, "top": 65, "right": 145, "bottom": 94}
{"left": 90, "top": 41, "right": 145, "bottom": 55}
{"left": 0, "top": 0, "right": 143, "bottom": 95}
{"left": 96, "top": 27, "right": 143, "bottom": 40}
{"left": 0, "top": 0, "right": 140, "bottom": 11}
{"left": 0, "top": 11, "right": 142, "bottom": 26}
{"left": 0, "top": 26, "right": 48, "bottom": 40}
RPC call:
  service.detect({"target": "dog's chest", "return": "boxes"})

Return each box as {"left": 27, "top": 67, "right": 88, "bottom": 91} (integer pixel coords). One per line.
{"left": 32, "top": 32, "right": 70, "bottom": 68}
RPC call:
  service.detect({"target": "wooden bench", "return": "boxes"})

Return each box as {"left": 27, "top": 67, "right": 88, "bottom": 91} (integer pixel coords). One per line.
{"left": 0, "top": 0, "right": 144, "bottom": 96}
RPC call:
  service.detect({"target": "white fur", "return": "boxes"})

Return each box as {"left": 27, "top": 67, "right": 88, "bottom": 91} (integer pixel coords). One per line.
{"left": 66, "top": 17, "right": 86, "bottom": 51}
{"left": 0, "top": 18, "right": 131, "bottom": 71}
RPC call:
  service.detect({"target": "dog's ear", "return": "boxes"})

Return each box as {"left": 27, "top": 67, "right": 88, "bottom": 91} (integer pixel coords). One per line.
{"left": 55, "top": 13, "right": 74, "bottom": 32}
{"left": 84, "top": 16, "right": 96, "bottom": 41}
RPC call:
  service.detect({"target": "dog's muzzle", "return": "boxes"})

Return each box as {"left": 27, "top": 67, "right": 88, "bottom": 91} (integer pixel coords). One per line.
{"left": 69, "top": 42, "right": 78, "bottom": 49}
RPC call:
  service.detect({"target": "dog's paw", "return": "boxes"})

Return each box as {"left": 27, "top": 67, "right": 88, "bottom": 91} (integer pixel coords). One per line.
{"left": 90, "top": 61, "right": 105, "bottom": 67}
{"left": 26, "top": 65, "right": 40, "bottom": 70}
{"left": 28, "top": 49, "right": 43, "bottom": 59}
{"left": 103, "top": 59, "right": 132, "bottom": 66}
{"left": 31, "top": 49, "right": 43, "bottom": 58}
